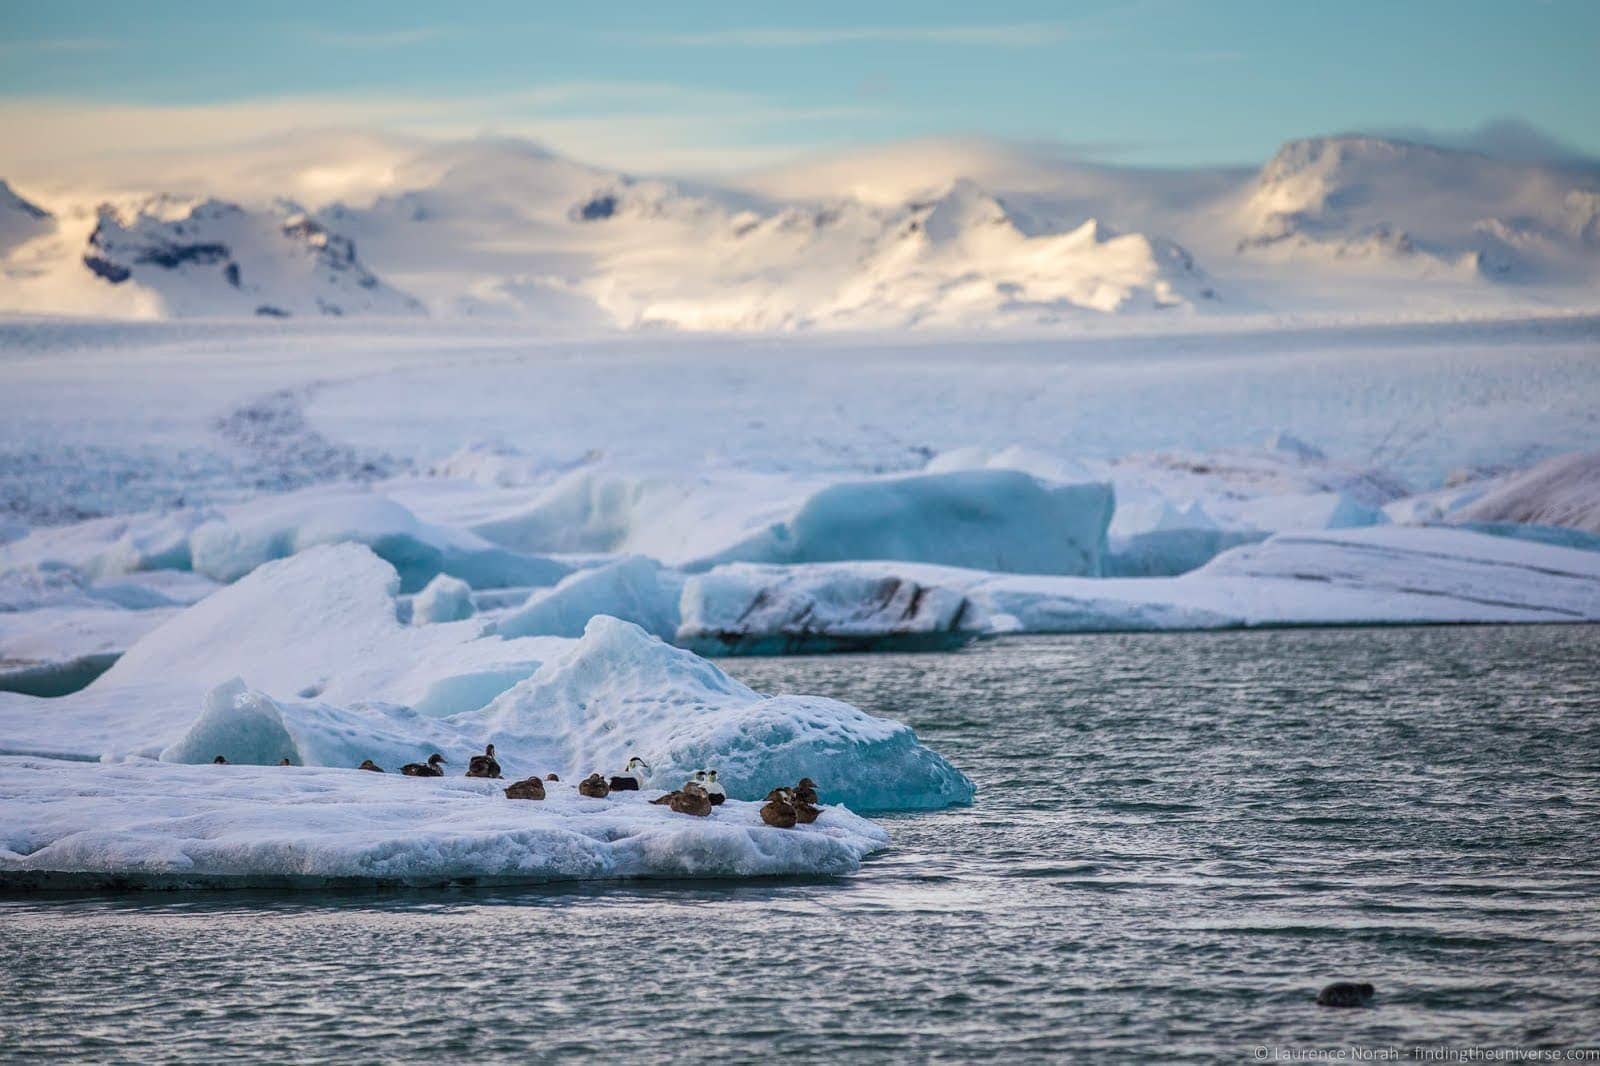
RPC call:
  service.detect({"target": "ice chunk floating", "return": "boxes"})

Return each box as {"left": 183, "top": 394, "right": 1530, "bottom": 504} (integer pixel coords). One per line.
{"left": 0, "top": 757, "right": 890, "bottom": 890}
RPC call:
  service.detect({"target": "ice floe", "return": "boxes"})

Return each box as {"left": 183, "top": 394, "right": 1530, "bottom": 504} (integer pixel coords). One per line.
{"left": 0, "top": 756, "right": 889, "bottom": 889}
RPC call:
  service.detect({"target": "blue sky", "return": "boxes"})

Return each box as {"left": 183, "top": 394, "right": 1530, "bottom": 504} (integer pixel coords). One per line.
{"left": 3, "top": 0, "right": 1597, "bottom": 172}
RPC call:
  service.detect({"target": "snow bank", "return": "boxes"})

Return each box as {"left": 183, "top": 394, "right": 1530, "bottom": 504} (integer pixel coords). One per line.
{"left": 0, "top": 757, "right": 889, "bottom": 890}
{"left": 1452, "top": 452, "right": 1600, "bottom": 533}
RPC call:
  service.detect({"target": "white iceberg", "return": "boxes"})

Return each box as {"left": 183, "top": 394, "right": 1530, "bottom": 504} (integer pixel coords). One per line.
{"left": 190, "top": 486, "right": 570, "bottom": 591}
{"left": 0, "top": 545, "right": 974, "bottom": 811}
{"left": 0, "top": 756, "right": 889, "bottom": 889}
{"left": 494, "top": 556, "right": 683, "bottom": 641}
{"left": 410, "top": 573, "right": 474, "bottom": 625}
{"left": 677, "top": 526, "right": 1600, "bottom": 647}
{"left": 463, "top": 466, "right": 1113, "bottom": 576}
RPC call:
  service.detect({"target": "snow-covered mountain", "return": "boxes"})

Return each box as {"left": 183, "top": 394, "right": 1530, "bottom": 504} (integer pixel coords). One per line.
{"left": 1232, "top": 136, "right": 1600, "bottom": 283}
{"left": 0, "top": 180, "right": 53, "bottom": 256}
{"left": 79, "top": 197, "right": 422, "bottom": 318}
{"left": 0, "top": 131, "right": 1595, "bottom": 327}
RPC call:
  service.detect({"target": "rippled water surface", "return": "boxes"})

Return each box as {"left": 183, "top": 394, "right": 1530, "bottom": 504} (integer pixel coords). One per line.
{"left": 3, "top": 626, "right": 1598, "bottom": 1061}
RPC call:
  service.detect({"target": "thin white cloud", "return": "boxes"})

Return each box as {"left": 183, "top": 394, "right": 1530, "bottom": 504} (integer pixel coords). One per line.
{"left": 302, "top": 27, "right": 450, "bottom": 49}
{"left": 642, "top": 23, "right": 1078, "bottom": 47}
{"left": 0, "top": 37, "right": 116, "bottom": 55}
{"left": 0, "top": 83, "right": 888, "bottom": 201}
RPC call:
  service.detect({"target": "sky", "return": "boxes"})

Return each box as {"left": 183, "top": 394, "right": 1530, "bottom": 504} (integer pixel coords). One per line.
{"left": 2, "top": 0, "right": 1597, "bottom": 180}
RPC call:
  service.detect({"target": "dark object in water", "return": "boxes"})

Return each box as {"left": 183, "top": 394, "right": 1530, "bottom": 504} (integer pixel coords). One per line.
{"left": 1316, "top": 982, "right": 1375, "bottom": 1008}
{"left": 504, "top": 777, "right": 547, "bottom": 801}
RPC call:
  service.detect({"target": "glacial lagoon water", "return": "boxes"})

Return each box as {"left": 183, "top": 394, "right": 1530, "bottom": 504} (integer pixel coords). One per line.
{"left": 2, "top": 625, "right": 1597, "bottom": 1060}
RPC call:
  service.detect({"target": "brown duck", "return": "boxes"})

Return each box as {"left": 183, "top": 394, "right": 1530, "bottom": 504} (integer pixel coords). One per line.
{"left": 504, "top": 777, "right": 547, "bottom": 801}
{"left": 667, "top": 782, "right": 713, "bottom": 817}
{"left": 760, "top": 788, "right": 798, "bottom": 829}
{"left": 466, "top": 744, "right": 502, "bottom": 779}
{"left": 358, "top": 759, "right": 385, "bottom": 773}
{"left": 401, "top": 753, "right": 446, "bottom": 777}
{"left": 793, "top": 777, "right": 819, "bottom": 806}
{"left": 578, "top": 773, "right": 611, "bottom": 798}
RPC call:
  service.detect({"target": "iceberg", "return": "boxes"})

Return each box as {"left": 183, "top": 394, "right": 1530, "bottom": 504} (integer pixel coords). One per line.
{"left": 411, "top": 574, "right": 474, "bottom": 625}
{"left": 0, "top": 545, "right": 974, "bottom": 811}
{"left": 0, "top": 756, "right": 889, "bottom": 890}
{"left": 464, "top": 466, "right": 1113, "bottom": 576}
{"left": 494, "top": 556, "right": 683, "bottom": 641}
{"left": 190, "top": 487, "right": 570, "bottom": 591}
{"left": 677, "top": 527, "right": 1600, "bottom": 647}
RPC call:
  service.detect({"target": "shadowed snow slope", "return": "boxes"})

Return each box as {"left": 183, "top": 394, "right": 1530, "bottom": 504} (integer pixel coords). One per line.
{"left": 1452, "top": 452, "right": 1600, "bottom": 534}
{"left": 0, "top": 757, "right": 888, "bottom": 889}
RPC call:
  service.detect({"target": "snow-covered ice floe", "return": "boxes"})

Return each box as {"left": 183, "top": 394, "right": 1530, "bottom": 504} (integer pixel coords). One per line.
{"left": 0, "top": 756, "right": 889, "bottom": 890}
{"left": 0, "top": 544, "right": 974, "bottom": 812}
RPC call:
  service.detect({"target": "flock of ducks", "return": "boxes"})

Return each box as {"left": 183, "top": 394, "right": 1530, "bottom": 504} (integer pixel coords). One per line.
{"left": 211, "top": 747, "right": 825, "bottom": 829}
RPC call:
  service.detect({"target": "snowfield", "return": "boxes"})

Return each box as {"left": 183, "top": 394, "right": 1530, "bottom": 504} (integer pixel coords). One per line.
{"left": 0, "top": 756, "right": 889, "bottom": 890}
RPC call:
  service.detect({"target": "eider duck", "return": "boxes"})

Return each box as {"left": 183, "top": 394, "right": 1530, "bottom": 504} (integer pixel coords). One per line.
{"left": 401, "top": 753, "right": 447, "bottom": 777}
{"left": 466, "top": 743, "right": 502, "bottom": 779}
{"left": 1316, "top": 982, "right": 1375, "bottom": 1008}
{"left": 504, "top": 776, "right": 547, "bottom": 801}
{"left": 212, "top": 755, "right": 228, "bottom": 765}
{"left": 609, "top": 756, "right": 649, "bottom": 791}
{"left": 578, "top": 772, "right": 611, "bottom": 798}
{"left": 545, "top": 772, "right": 560, "bottom": 782}
{"left": 760, "top": 788, "right": 798, "bottom": 828}
{"left": 669, "top": 782, "right": 713, "bottom": 817}
{"left": 702, "top": 769, "right": 726, "bottom": 806}
{"left": 358, "top": 759, "right": 385, "bottom": 773}
{"left": 794, "top": 777, "right": 819, "bottom": 806}
{"left": 278, "top": 758, "right": 293, "bottom": 766}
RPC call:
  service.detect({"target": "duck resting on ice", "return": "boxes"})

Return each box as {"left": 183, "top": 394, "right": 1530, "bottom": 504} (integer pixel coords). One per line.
{"left": 466, "top": 744, "right": 502, "bottom": 779}
{"left": 609, "top": 757, "right": 649, "bottom": 791}
{"left": 401, "top": 753, "right": 446, "bottom": 777}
